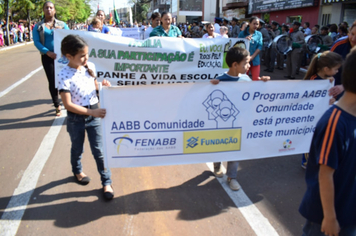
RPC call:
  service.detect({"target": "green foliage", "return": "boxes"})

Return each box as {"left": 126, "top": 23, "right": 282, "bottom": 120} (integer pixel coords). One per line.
{"left": 131, "top": 0, "right": 150, "bottom": 23}
{"left": 0, "top": 0, "right": 92, "bottom": 22}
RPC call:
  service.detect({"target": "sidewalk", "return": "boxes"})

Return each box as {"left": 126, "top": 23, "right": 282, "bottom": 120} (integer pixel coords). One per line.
{"left": 0, "top": 41, "right": 34, "bottom": 52}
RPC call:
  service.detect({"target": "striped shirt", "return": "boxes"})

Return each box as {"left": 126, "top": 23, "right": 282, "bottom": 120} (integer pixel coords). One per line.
{"left": 330, "top": 36, "right": 351, "bottom": 85}
{"left": 299, "top": 105, "right": 356, "bottom": 227}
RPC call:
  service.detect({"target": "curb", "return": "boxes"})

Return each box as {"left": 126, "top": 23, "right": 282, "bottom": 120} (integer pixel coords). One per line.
{"left": 0, "top": 41, "right": 34, "bottom": 52}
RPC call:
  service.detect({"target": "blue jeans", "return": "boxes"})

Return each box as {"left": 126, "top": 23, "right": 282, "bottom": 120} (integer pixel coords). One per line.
{"left": 66, "top": 111, "right": 112, "bottom": 186}
{"left": 213, "top": 161, "right": 239, "bottom": 178}
{"left": 302, "top": 220, "right": 356, "bottom": 236}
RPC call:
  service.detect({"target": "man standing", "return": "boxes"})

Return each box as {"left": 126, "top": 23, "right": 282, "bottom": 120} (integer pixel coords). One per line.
{"left": 264, "top": 21, "right": 280, "bottom": 72}
{"left": 285, "top": 21, "right": 305, "bottom": 79}
{"left": 230, "top": 17, "right": 240, "bottom": 38}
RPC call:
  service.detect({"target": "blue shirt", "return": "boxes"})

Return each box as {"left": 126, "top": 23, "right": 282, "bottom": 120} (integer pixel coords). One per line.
{"left": 149, "top": 25, "right": 182, "bottom": 37}
{"left": 238, "top": 27, "right": 263, "bottom": 66}
{"left": 33, "top": 22, "right": 69, "bottom": 54}
{"left": 331, "top": 36, "right": 351, "bottom": 86}
{"left": 299, "top": 105, "right": 356, "bottom": 227}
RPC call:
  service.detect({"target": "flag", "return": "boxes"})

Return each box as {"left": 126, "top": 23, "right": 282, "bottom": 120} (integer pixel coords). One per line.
{"left": 113, "top": 1, "right": 120, "bottom": 25}
{"left": 97, "top": 4, "right": 99, "bottom": 10}
{"left": 109, "top": 11, "right": 113, "bottom": 25}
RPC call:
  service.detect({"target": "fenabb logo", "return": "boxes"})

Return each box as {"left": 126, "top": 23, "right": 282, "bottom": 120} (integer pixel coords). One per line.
{"left": 113, "top": 135, "right": 177, "bottom": 154}
{"left": 279, "top": 139, "right": 295, "bottom": 152}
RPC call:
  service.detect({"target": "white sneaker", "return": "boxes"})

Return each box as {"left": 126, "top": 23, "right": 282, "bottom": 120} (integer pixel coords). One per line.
{"left": 228, "top": 178, "right": 240, "bottom": 191}
{"left": 213, "top": 169, "right": 224, "bottom": 178}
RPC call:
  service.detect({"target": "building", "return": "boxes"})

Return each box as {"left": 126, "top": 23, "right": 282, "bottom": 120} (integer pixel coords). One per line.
{"left": 222, "top": 0, "right": 248, "bottom": 21}
{"left": 319, "top": 0, "right": 356, "bottom": 26}
{"left": 248, "top": 0, "right": 320, "bottom": 27}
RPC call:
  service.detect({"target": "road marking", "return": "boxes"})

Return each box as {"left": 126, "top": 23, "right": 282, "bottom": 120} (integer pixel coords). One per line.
{"left": 0, "top": 66, "right": 42, "bottom": 99}
{"left": 0, "top": 111, "right": 67, "bottom": 236}
{"left": 206, "top": 163, "right": 279, "bottom": 236}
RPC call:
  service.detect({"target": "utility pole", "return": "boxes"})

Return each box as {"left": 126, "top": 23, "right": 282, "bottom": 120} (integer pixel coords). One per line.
{"left": 215, "top": 0, "right": 220, "bottom": 17}
{"left": 5, "top": 0, "right": 10, "bottom": 46}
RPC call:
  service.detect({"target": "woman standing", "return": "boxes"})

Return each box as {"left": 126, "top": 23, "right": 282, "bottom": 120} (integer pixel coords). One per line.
{"left": 33, "top": 1, "right": 69, "bottom": 116}
{"left": 238, "top": 17, "right": 263, "bottom": 81}
{"left": 202, "top": 23, "right": 221, "bottom": 38}
{"left": 149, "top": 12, "right": 182, "bottom": 37}
{"left": 88, "top": 10, "right": 110, "bottom": 34}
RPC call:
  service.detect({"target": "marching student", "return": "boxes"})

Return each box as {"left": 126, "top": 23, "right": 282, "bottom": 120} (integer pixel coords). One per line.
{"left": 58, "top": 34, "right": 114, "bottom": 200}
{"left": 210, "top": 47, "right": 269, "bottom": 190}
{"left": 300, "top": 51, "right": 343, "bottom": 169}
{"left": 299, "top": 47, "right": 356, "bottom": 236}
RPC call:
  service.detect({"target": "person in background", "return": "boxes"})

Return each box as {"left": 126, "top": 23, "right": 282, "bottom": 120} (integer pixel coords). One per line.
{"left": 311, "top": 25, "right": 319, "bottom": 35}
{"left": 336, "top": 25, "right": 348, "bottom": 40}
{"left": 329, "top": 24, "right": 338, "bottom": 41}
{"left": 299, "top": 47, "right": 356, "bottom": 236}
{"left": 88, "top": 17, "right": 103, "bottom": 33}
{"left": 238, "top": 16, "right": 263, "bottom": 81}
{"left": 230, "top": 17, "right": 240, "bottom": 38}
{"left": 329, "top": 20, "right": 356, "bottom": 100}
{"left": 214, "top": 17, "right": 221, "bottom": 34}
{"left": 88, "top": 10, "right": 110, "bottom": 34}
{"left": 303, "top": 22, "right": 311, "bottom": 37}
{"left": 33, "top": 1, "right": 69, "bottom": 116}
{"left": 202, "top": 23, "right": 220, "bottom": 38}
{"left": 319, "top": 26, "right": 333, "bottom": 49}
{"left": 150, "top": 12, "right": 182, "bottom": 38}
{"left": 144, "top": 12, "right": 161, "bottom": 39}
{"left": 191, "top": 21, "right": 200, "bottom": 38}
{"left": 219, "top": 26, "right": 229, "bottom": 38}
{"left": 258, "top": 20, "right": 270, "bottom": 65}
{"left": 240, "top": 21, "right": 248, "bottom": 31}
{"left": 284, "top": 21, "right": 304, "bottom": 79}
{"left": 264, "top": 21, "right": 280, "bottom": 72}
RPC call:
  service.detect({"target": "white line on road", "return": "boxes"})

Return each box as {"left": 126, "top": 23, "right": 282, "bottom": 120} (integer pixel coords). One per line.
{"left": 0, "top": 111, "right": 67, "bottom": 236}
{"left": 206, "top": 163, "right": 279, "bottom": 236}
{"left": 0, "top": 66, "right": 42, "bottom": 99}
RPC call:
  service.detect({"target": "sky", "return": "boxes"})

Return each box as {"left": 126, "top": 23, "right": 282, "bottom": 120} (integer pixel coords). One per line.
{"left": 93, "top": 0, "right": 131, "bottom": 15}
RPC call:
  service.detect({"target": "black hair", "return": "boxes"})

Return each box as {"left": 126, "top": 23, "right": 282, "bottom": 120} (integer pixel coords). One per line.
{"left": 225, "top": 47, "right": 249, "bottom": 67}
{"left": 96, "top": 10, "right": 105, "bottom": 16}
{"left": 61, "top": 34, "right": 95, "bottom": 78}
{"left": 342, "top": 47, "right": 356, "bottom": 93}
{"left": 161, "top": 11, "right": 171, "bottom": 19}
{"left": 329, "top": 24, "right": 338, "bottom": 33}
{"left": 151, "top": 12, "right": 161, "bottom": 20}
{"left": 304, "top": 22, "right": 310, "bottom": 27}
{"left": 338, "top": 25, "right": 348, "bottom": 35}
{"left": 43, "top": 1, "right": 54, "bottom": 9}
{"left": 249, "top": 16, "right": 259, "bottom": 23}
{"left": 282, "top": 25, "right": 289, "bottom": 32}
{"left": 321, "top": 26, "right": 329, "bottom": 31}
{"left": 293, "top": 21, "right": 301, "bottom": 27}
{"left": 315, "top": 24, "right": 320, "bottom": 29}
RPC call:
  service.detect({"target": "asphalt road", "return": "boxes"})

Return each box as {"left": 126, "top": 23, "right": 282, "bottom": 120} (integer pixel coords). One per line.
{"left": 0, "top": 43, "right": 308, "bottom": 236}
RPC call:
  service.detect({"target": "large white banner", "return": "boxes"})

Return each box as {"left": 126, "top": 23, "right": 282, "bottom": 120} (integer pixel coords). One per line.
{"left": 53, "top": 29, "right": 249, "bottom": 86}
{"left": 100, "top": 80, "right": 332, "bottom": 168}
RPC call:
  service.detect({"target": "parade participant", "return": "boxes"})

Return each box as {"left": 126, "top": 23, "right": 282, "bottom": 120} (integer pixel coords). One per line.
{"left": 88, "top": 10, "right": 110, "bottom": 34}
{"left": 210, "top": 47, "right": 269, "bottom": 190}
{"left": 264, "top": 21, "right": 280, "bottom": 72}
{"left": 336, "top": 25, "right": 348, "bottom": 40}
{"left": 319, "top": 26, "right": 333, "bottom": 49}
{"left": 33, "top": 1, "right": 69, "bottom": 116}
{"left": 202, "top": 23, "right": 220, "bottom": 38}
{"left": 144, "top": 12, "right": 161, "bottom": 39}
{"left": 329, "top": 24, "right": 338, "bottom": 42}
{"left": 58, "top": 34, "right": 114, "bottom": 200}
{"left": 214, "top": 17, "right": 222, "bottom": 34}
{"left": 329, "top": 20, "right": 356, "bottom": 99}
{"left": 300, "top": 51, "right": 343, "bottom": 169}
{"left": 88, "top": 17, "right": 103, "bottom": 33}
{"left": 240, "top": 21, "right": 248, "bottom": 31}
{"left": 149, "top": 12, "right": 182, "bottom": 37}
{"left": 230, "top": 17, "right": 240, "bottom": 38}
{"left": 238, "top": 16, "right": 263, "bottom": 81}
{"left": 303, "top": 22, "right": 311, "bottom": 37}
{"left": 284, "top": 21, "right": 304, "bottom": 79}
{"left": 191, "top": 21, "right": 200, "bottom": 38}
{"left": 219, "top": 26, "right": 229, "bottom": 38}
{"left": 299, "top": 47, "right": 356, "bottom": 236}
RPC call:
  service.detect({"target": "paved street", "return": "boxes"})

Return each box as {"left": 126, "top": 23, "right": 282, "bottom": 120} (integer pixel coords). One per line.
{"left": 0, "top": 43, "right": 308, "bottom": 236}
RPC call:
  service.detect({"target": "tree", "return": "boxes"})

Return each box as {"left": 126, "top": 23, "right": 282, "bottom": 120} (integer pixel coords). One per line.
{"left": 130, "top": 0, "right": 151, "bottom": 23}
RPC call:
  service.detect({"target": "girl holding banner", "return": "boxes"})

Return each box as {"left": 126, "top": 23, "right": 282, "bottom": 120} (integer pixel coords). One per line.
{"left": 58, "top": 35, "right": 114, "bottom": 200}
{"left": 149, "top": 12, "right": 182, "bottom": 38}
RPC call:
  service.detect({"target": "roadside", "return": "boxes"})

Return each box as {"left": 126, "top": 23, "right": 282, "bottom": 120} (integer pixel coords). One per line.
{"left": 0, "top": 41, "right": 34, "bottom": 52}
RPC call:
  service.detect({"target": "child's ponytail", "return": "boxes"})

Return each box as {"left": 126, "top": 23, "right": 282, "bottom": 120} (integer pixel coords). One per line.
{"left": 303, "top": 51, "right": 343, "bottom": 80}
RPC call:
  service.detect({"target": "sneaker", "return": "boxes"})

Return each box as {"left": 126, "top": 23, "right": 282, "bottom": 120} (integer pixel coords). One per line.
{"left": 228, "top": 178, "right": 240, "bottom": 191}
{"left": 213, "top": 169, "right": 224, "bottom": 178}
{"left": 55, "top": 106, "right": 61, "bottom": 116}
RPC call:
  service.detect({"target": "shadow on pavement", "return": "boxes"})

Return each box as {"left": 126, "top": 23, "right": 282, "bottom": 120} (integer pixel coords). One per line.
{"left": 0, "top": 171, "right": 263, "bottom": 228}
